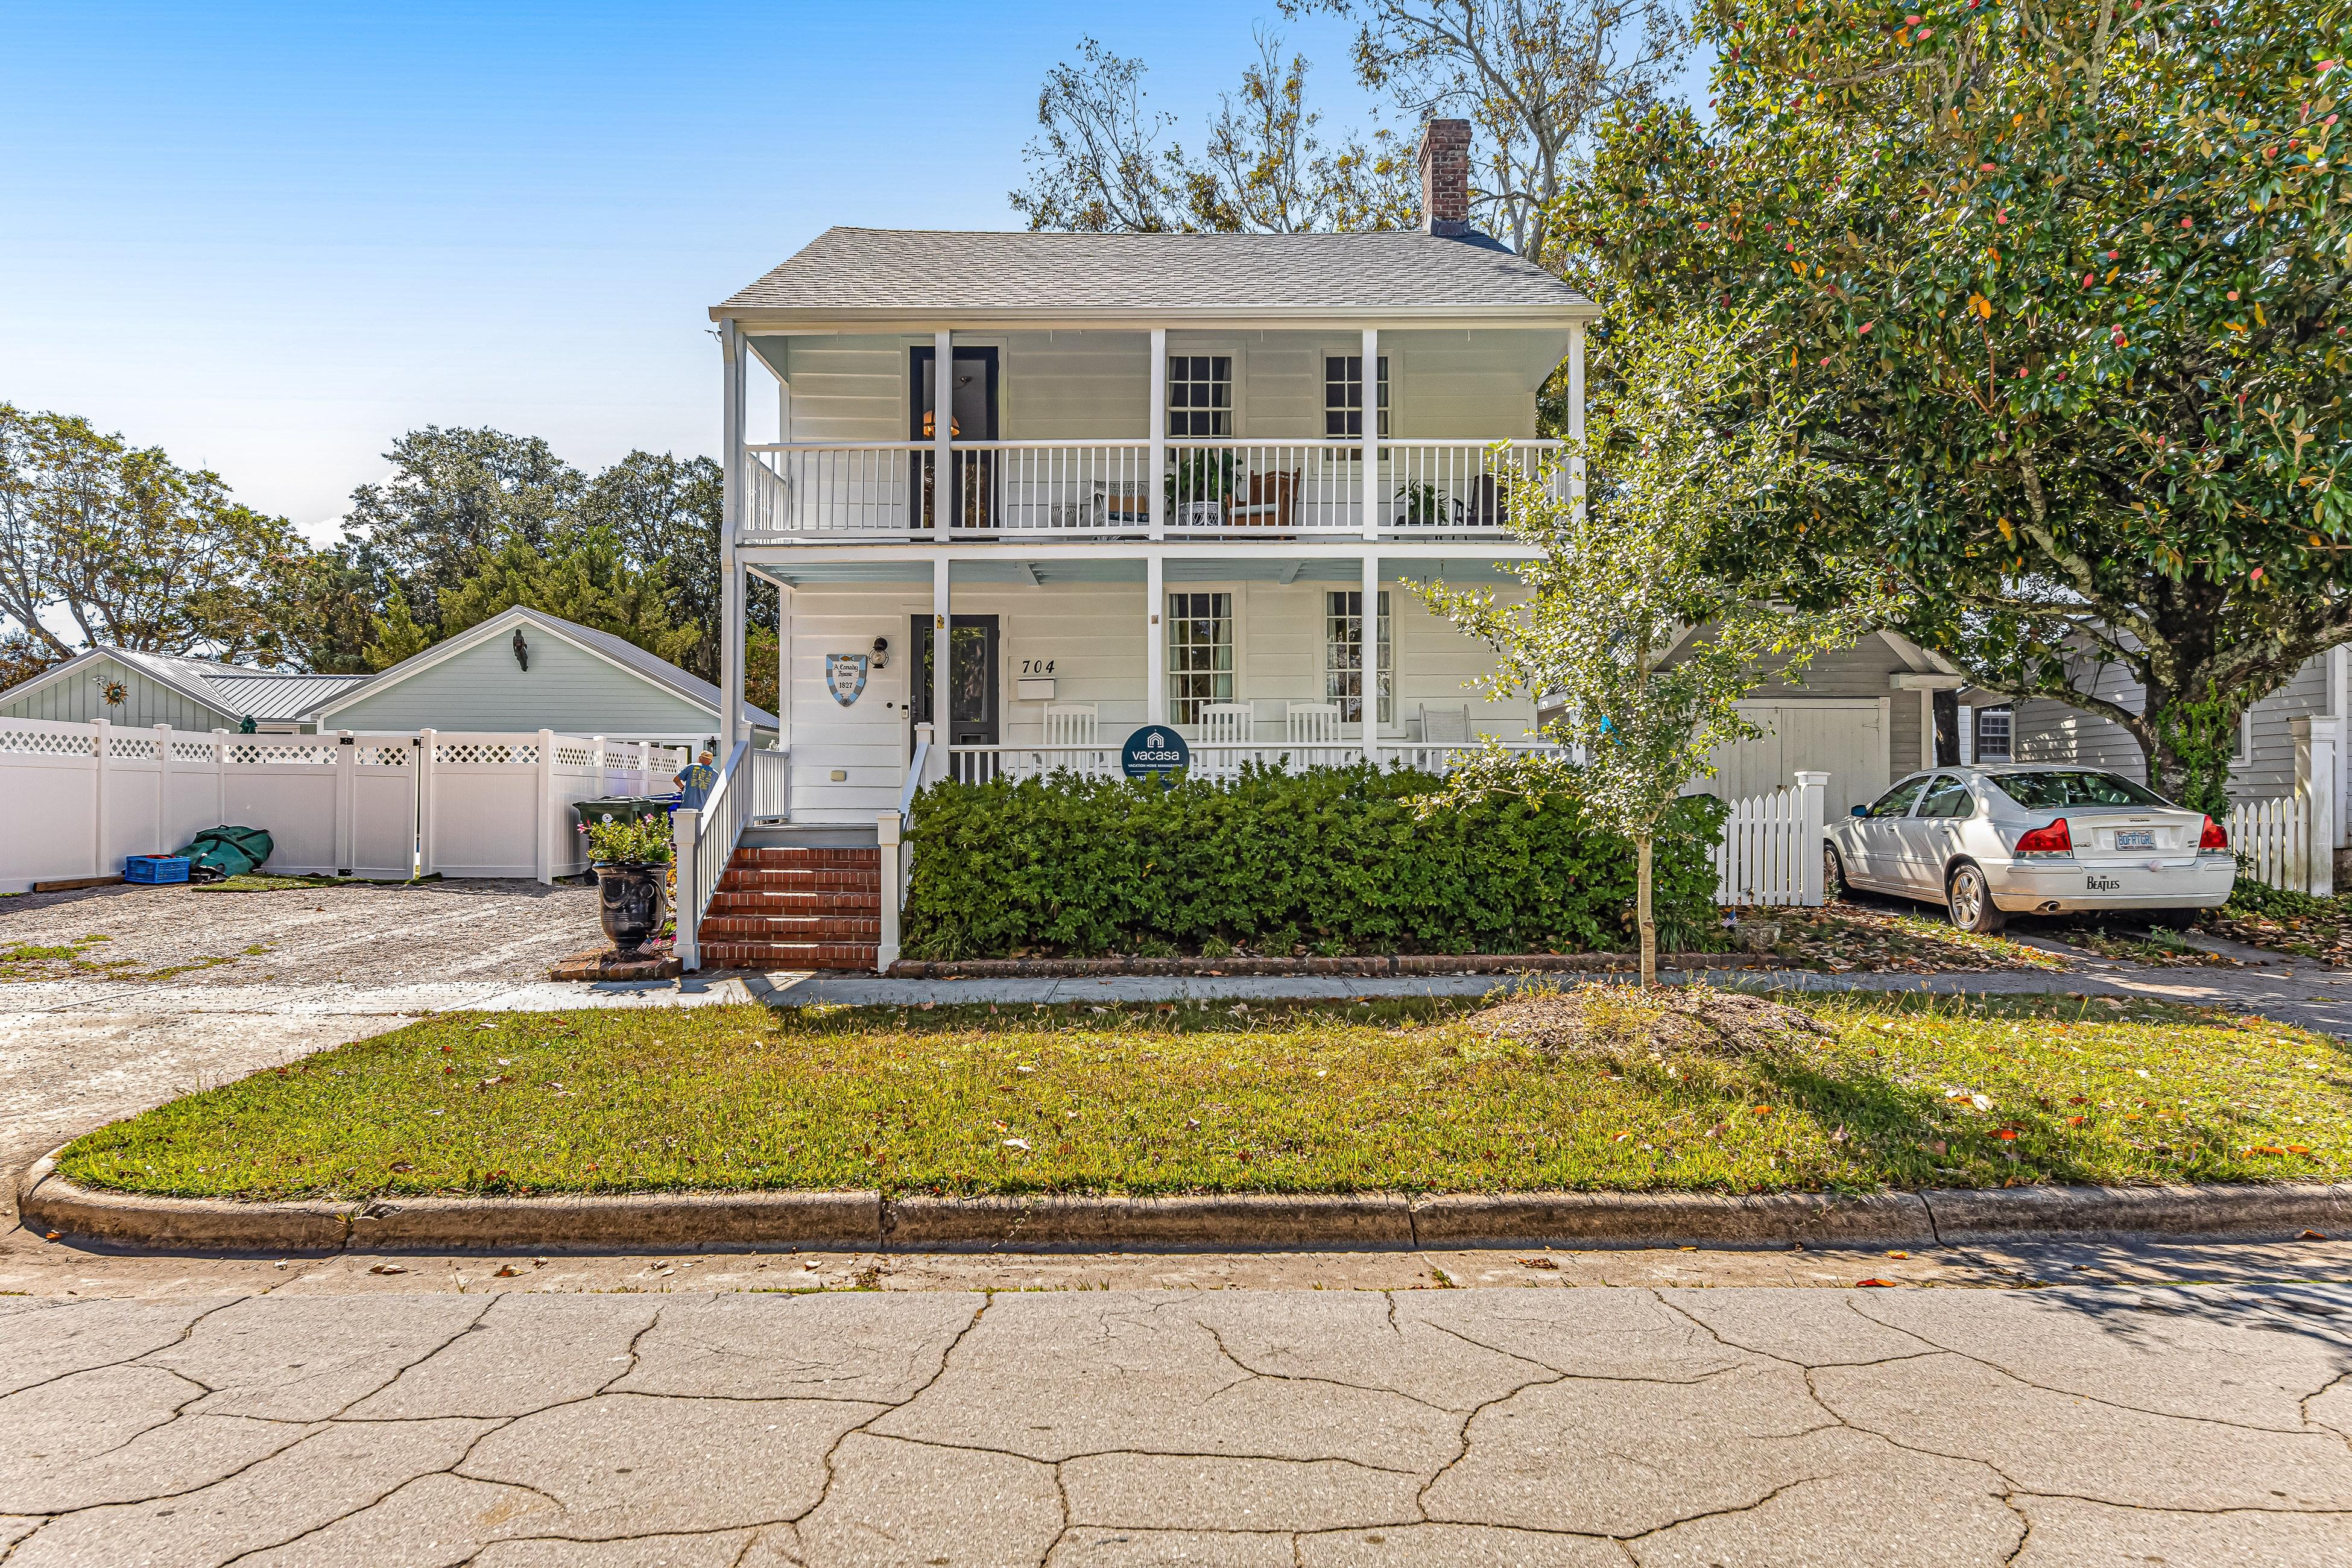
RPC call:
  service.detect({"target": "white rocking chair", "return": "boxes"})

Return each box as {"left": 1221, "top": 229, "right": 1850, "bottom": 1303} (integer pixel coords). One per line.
{"left": 1285, "top": 701, "right": 1345, "bottom": 768}
{"left": 1042, "top": 703, "right": 1103, "bottom": 777}
{"left": 1195, "top": 702, "right": 1254, "bottom": 779}
{"left": 1419, "top": 702, "right": 1473, "bottom": 748}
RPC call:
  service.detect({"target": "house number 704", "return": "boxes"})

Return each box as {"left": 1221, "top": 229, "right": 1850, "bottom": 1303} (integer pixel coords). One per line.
{"left": 1020, "top": 659, "right": 1056, "bottom": 674}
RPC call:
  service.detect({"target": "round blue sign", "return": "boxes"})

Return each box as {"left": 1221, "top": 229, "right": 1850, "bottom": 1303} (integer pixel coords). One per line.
{"left": 1121, "top": 725, "right": 1192, "bottom": 779}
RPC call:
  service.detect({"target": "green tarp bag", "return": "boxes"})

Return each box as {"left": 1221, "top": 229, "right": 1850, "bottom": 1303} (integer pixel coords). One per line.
{"left": 180, "top": 826, "right": 274, "bottom": 882}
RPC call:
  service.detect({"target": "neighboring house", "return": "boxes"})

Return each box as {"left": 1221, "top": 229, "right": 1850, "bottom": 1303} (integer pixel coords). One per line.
{"left": 0, "top": 648, "right": 371, "bottom": 733}
{"left": 314, "top": 605, "right": 777, "bottom": 751}
{"left": 706, "top": 120, "right": 1590, "bottom": 841}
{"left": 0, "top": 607, "right": 777, "bottom": 755}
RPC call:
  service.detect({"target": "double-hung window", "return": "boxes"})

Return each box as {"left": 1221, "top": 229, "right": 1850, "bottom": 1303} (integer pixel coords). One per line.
{"left": 1323, "top": 356, "right": 1389, "bottom": 441}
{"left": 1168, "top": 592, "right": 1234, "bottom": 724}
{"left": 1972, "top": 706, "right": 2013, "bottom": 763}
{"left": 1168, "top": 356, "right": 1233, "bottom": 438}
{"left": 1324, "top": 590, "right": 1392, "bottom": 724}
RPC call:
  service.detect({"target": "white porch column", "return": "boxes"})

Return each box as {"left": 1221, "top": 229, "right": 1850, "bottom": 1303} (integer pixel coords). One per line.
{"left": 1146, "top": 553, "right": 1166, "bottom": 727}
{"left": 1957, "top": 704, "right": 1976, "bottom": 765}
{"left": 1360, "top": 327, "right": 1380, "bottom": 540}
{"left": 776, "top": 580, "right": 794, "bottom": 753}
{"left": 875, "top": 810, "right": 902, "bottom": 975}
{"left": 1360, "top": 554, "right": 1380, "bottom": 759}
{"left": 1148, "top": 327, "right": 1168, "bottom": 542}
{"left": 930, "top": 555, "right": 952, "bottom": 782}
{"left": 719, "top": 317, "right": 745, "bottom": 760}
{"left": 1566, "top": 319, "right": 1587, "bottom": 517}
{"left": 932, "top": 329, "right": 953, "bottom": 530}
{"left": 2297, "top": 716, "right": 2338, "bottom": 898}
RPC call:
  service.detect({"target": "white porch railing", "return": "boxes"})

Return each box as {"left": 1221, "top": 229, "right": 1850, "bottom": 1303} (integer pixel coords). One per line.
{"left": 673, "top": 738, "right": 752, "bottom": 970}
{"left": 748, "top": 745, "right": 791, "bottom": 821}
{"left": 741, "top": 438, "right": 1561, "bottom": 540}
{"left": 943, "top": 740, "right": 1566, "bottom": 785}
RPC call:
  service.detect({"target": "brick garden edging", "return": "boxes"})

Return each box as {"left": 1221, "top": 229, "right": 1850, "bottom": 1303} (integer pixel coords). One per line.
{"left": 886, "top": 951, "right": 1794, "bottom": 980}
{"left": 21, "top": 1148, "right": 2348, "bottom": 1256}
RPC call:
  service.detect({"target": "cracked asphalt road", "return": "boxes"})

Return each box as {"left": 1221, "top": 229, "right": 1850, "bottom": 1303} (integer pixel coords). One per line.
{"left": 1, "top": 1282, "right": 2348, "bottom": 1566}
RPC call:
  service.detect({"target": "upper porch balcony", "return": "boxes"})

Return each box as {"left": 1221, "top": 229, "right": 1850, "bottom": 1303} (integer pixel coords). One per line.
{"left": 713, "top": 224, "right": 1598, "bottom": 552}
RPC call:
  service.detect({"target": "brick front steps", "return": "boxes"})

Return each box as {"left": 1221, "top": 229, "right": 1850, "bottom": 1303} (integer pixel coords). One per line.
{"left": 698, "top": 844, "right": 880, "bottom": 971}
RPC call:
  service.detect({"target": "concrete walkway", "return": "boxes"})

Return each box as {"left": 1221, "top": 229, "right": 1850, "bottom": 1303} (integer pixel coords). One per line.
{"left": 0, "top": 1280, "right": 2347, "bottom": 1565}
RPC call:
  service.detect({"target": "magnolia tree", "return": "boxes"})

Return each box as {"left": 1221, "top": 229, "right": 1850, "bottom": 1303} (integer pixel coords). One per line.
{"left": 1419, "top": 312, "right": 1885, "bottom": 984}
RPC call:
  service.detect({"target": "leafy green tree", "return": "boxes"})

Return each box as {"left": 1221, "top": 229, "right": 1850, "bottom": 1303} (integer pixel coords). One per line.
{"left": 1566, "top": 0, "right": 2352, "bottom": 803}
{"left": 0, "top": 403, "right": 306, "bottom": 668}
{"left": 362, "top": 590, "right": 431, "bottom": 671}
{"left": 576, "top": 450, "right": 727, "bottom": 679}
{"left": 1011, "top": 33, "right": 1419, "bottom": 232}
{"left": 1418, "top": 311, "right": 1883, "bottom": 984}
{"left": 436, "top": 528, "right": 700, "bottom": 670}
{"left": 346, "top": 426, "right": 583, "bottom": 634}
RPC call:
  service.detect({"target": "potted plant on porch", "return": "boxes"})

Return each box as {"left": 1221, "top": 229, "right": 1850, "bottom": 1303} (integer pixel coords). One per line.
{"left": 584, "top": 816, "right": 673, "bottom": 957}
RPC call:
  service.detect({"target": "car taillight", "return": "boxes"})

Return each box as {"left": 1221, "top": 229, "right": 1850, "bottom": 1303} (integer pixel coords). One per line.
{"left": 2015, "top": 818, "right": 2073, "bottom": 856}
{"left": 2199, "top": 816, "right": 2229, "bottom": 852}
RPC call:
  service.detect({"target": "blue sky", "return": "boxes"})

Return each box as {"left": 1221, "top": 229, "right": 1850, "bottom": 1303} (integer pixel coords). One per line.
{"left": 2, "top": 3, "right": 1702, "bottom": 536}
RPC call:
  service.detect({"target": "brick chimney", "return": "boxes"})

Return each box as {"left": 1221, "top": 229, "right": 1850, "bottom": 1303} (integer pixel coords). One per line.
{"left": 1417, "top": 118, "right": 1473, "bottom": 237}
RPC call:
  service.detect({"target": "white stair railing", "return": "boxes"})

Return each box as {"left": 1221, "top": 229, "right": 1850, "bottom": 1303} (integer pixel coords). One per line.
{"left": 672, "top": 738, "right": 751, "bottom": 970}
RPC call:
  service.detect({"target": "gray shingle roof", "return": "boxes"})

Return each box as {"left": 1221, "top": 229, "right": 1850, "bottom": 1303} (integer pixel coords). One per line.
{"left": 718, "top": 227, "right": 1592, "bottom": 316}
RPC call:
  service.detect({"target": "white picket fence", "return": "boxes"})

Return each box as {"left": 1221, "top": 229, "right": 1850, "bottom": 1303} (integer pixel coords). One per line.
{"left": 0, "top": 715, "right": 686, "bottom": 891}
{"left": 2228, "top": 795, "right": 2315, "bottom": 894}
{"left": 1709, "top": 770, "right": 1829, "bottom": 907}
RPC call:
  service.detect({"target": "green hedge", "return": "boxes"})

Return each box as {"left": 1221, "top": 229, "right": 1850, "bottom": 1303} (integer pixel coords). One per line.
{"left": 901, "top": 762, "right": 1728, "bottom": 959}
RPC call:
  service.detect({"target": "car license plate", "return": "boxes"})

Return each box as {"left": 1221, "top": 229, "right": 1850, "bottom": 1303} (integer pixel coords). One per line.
{"left": 2114, "top": 830, "right": 2155, "bottom": 850}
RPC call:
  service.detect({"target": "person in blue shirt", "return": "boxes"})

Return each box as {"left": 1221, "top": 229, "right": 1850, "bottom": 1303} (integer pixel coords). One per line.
{"left": 674, "top": 748, "right": 719, "bottom": 811}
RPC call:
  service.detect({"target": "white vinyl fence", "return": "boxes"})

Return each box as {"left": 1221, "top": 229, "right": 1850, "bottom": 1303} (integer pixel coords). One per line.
{"left": 0, "top": 716, "right": 685, "bottom": 891}
{"left": 1710, "top": 770, "right": 1829, "bottom": 907}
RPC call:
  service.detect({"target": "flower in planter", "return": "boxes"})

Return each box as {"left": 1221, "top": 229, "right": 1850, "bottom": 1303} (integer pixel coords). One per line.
{"left": 587, "top": 816, "right": 673, "bottom": 865}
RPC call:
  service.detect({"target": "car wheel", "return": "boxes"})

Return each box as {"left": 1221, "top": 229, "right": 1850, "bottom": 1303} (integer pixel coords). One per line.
{"left": 1946, "top": 862, "right": 2005, "bottom": 934}
{"left": 1824, "top": 844, "right": 1848, "bottom": 903}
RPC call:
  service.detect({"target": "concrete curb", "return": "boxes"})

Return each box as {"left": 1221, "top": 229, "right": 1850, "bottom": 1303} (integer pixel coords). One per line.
{"left": 887, "top": 952, "right": 1795, "bottom": 980}
{"left": 20, "top": 1149, "right": 2350, "bottom": 1254}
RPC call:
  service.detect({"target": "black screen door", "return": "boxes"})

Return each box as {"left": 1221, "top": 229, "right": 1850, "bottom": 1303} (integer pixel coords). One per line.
{"left": 911, "top": 614, "right": 1000, "bottom": 748}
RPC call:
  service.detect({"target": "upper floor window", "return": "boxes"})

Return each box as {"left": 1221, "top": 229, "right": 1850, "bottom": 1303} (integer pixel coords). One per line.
{"left": 1972, "top": 706, "right": 2013, "bottom": 763}
{"left": 1168, "top": 356, "right": 1232, "bottom": 438}
{"left": 1323, "top": 356, "right": 1389, "bottom": 440}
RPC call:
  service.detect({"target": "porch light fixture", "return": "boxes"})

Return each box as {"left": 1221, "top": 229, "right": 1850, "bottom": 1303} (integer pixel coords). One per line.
{"left": 512, "top": 630, "right": 530, "bottom": 671}
{"left": 871, "top": 635, "right": 888, "bottom": 670}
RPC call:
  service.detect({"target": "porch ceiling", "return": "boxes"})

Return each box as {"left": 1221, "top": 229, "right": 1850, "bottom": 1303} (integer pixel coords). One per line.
{"left": 753, "top": 556, "right": 1531, "bottom": 589}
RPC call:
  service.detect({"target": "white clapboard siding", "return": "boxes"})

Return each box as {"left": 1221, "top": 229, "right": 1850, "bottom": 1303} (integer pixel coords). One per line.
{"left": 2228, "top": 795, "right": 2312, "bottom": 894}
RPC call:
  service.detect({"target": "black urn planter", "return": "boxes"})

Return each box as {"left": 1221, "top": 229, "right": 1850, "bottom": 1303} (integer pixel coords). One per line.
{"left": 595, "top": 862, "right": 669, "bottom": 956}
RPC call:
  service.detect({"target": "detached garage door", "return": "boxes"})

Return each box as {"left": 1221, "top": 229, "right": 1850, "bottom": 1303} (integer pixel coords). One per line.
{"left": 1692, "top": 699, "right": 1892, "bottom": 822}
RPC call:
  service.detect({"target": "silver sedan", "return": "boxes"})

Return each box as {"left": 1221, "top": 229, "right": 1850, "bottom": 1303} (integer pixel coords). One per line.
{"left": 1825, "top": 766, "right": 2237, "bottom": 933}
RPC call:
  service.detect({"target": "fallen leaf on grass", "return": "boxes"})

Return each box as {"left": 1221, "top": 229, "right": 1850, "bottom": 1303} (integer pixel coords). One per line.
{"left": 1002, "top": 1137, "right": 1031, "bottom": 1151}
{"left": 2301, "top": 1230, "right": 2329, "bottom": 1240}
{"left": 1855, "top": 1278, "right": 1898, "bottom": 1288}
{"left": 368, "top": 1263, "right": 408, "bottom": 1276}
{"left": 1885, "top": 1250, "right": 1910, "bottom": 1259}
{"left": 1517, "top": 1257, "right": 1560, "bottom": 1270}
{"left": 492, "top": 1265, "right": 520, "bottom": 1278}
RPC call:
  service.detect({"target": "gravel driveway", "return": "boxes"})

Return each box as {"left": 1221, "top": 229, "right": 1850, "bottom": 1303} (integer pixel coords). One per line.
{"left": 0, "top": 879, "right": 599, "bottom": 990}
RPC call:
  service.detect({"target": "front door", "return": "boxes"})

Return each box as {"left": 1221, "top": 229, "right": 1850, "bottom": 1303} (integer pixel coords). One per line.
{"left": 911, "top": 615, "right": 1001, "bottom": 776}
{"left": 910, "top": 346, "right": 999, "bottom": 529}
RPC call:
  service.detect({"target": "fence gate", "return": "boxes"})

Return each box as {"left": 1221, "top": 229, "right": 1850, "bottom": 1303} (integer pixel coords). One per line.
{"left": 336, "top": 734, "right": 421, "bottom": 879}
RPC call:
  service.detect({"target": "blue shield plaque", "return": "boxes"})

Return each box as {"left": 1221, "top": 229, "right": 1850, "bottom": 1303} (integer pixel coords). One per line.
{"left": 1121, "top": 726, "right": 1191, "bottom": 779}
{"left": 825, "top": 654, "right": 868, "bottom": 706}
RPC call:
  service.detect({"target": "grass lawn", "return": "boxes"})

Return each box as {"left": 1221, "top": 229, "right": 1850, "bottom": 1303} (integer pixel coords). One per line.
{"left": 58, "top": 992, "right": 2352, "bottom": 1202}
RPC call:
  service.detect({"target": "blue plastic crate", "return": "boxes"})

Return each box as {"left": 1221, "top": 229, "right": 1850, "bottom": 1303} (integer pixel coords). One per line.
{"left": 124, "top": 855, "right": 189, "bottom": 885}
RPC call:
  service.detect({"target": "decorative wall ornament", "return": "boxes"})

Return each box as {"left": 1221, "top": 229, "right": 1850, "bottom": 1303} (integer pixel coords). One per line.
{"left": 826, "top": 654, "right": 870, "bottom": 707}
{"left": 95, "top": 678, "right": 127, "bottom": 708}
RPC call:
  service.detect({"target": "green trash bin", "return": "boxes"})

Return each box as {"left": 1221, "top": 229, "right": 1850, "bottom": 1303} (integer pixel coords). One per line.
{"left": 569, "top": 795, "right": 681, "bottom": 833}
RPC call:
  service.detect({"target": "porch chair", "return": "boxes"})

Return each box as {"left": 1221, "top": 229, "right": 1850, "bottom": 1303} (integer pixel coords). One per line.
{"left": 1042, "top": 703, "right": 1106, "bottom": 776}
{"left": 1195, "top": 702, "right": 1255, "bottom": 779}
{"left": 1227, "top": 470, "right": 1300, "bottom": 530}
{"left": 1419, "top": 703, "right": 1473, "bottom": 745}
{"left": 1285, "top": 701, "right": 1346, "bottom": 765}
{"left": 1089, "top": 481, "right": 1153, "bottom": 531}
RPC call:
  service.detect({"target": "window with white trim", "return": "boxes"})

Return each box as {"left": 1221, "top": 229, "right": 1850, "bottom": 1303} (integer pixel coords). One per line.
{"left": 1323, "top": 356, "right": 1390, "bottom": 440}
{"left": 1324, "top": 590, "right": 1393, "bottom": 724}
{"left": 1168, "top": 593, "right": 1234, "bottom": 723}
{"left": 1973, "top": 706, "right": 2013, "bottom": 763}
{"left": 1167, "top": 356, "right": 1233, "bottom": 438}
